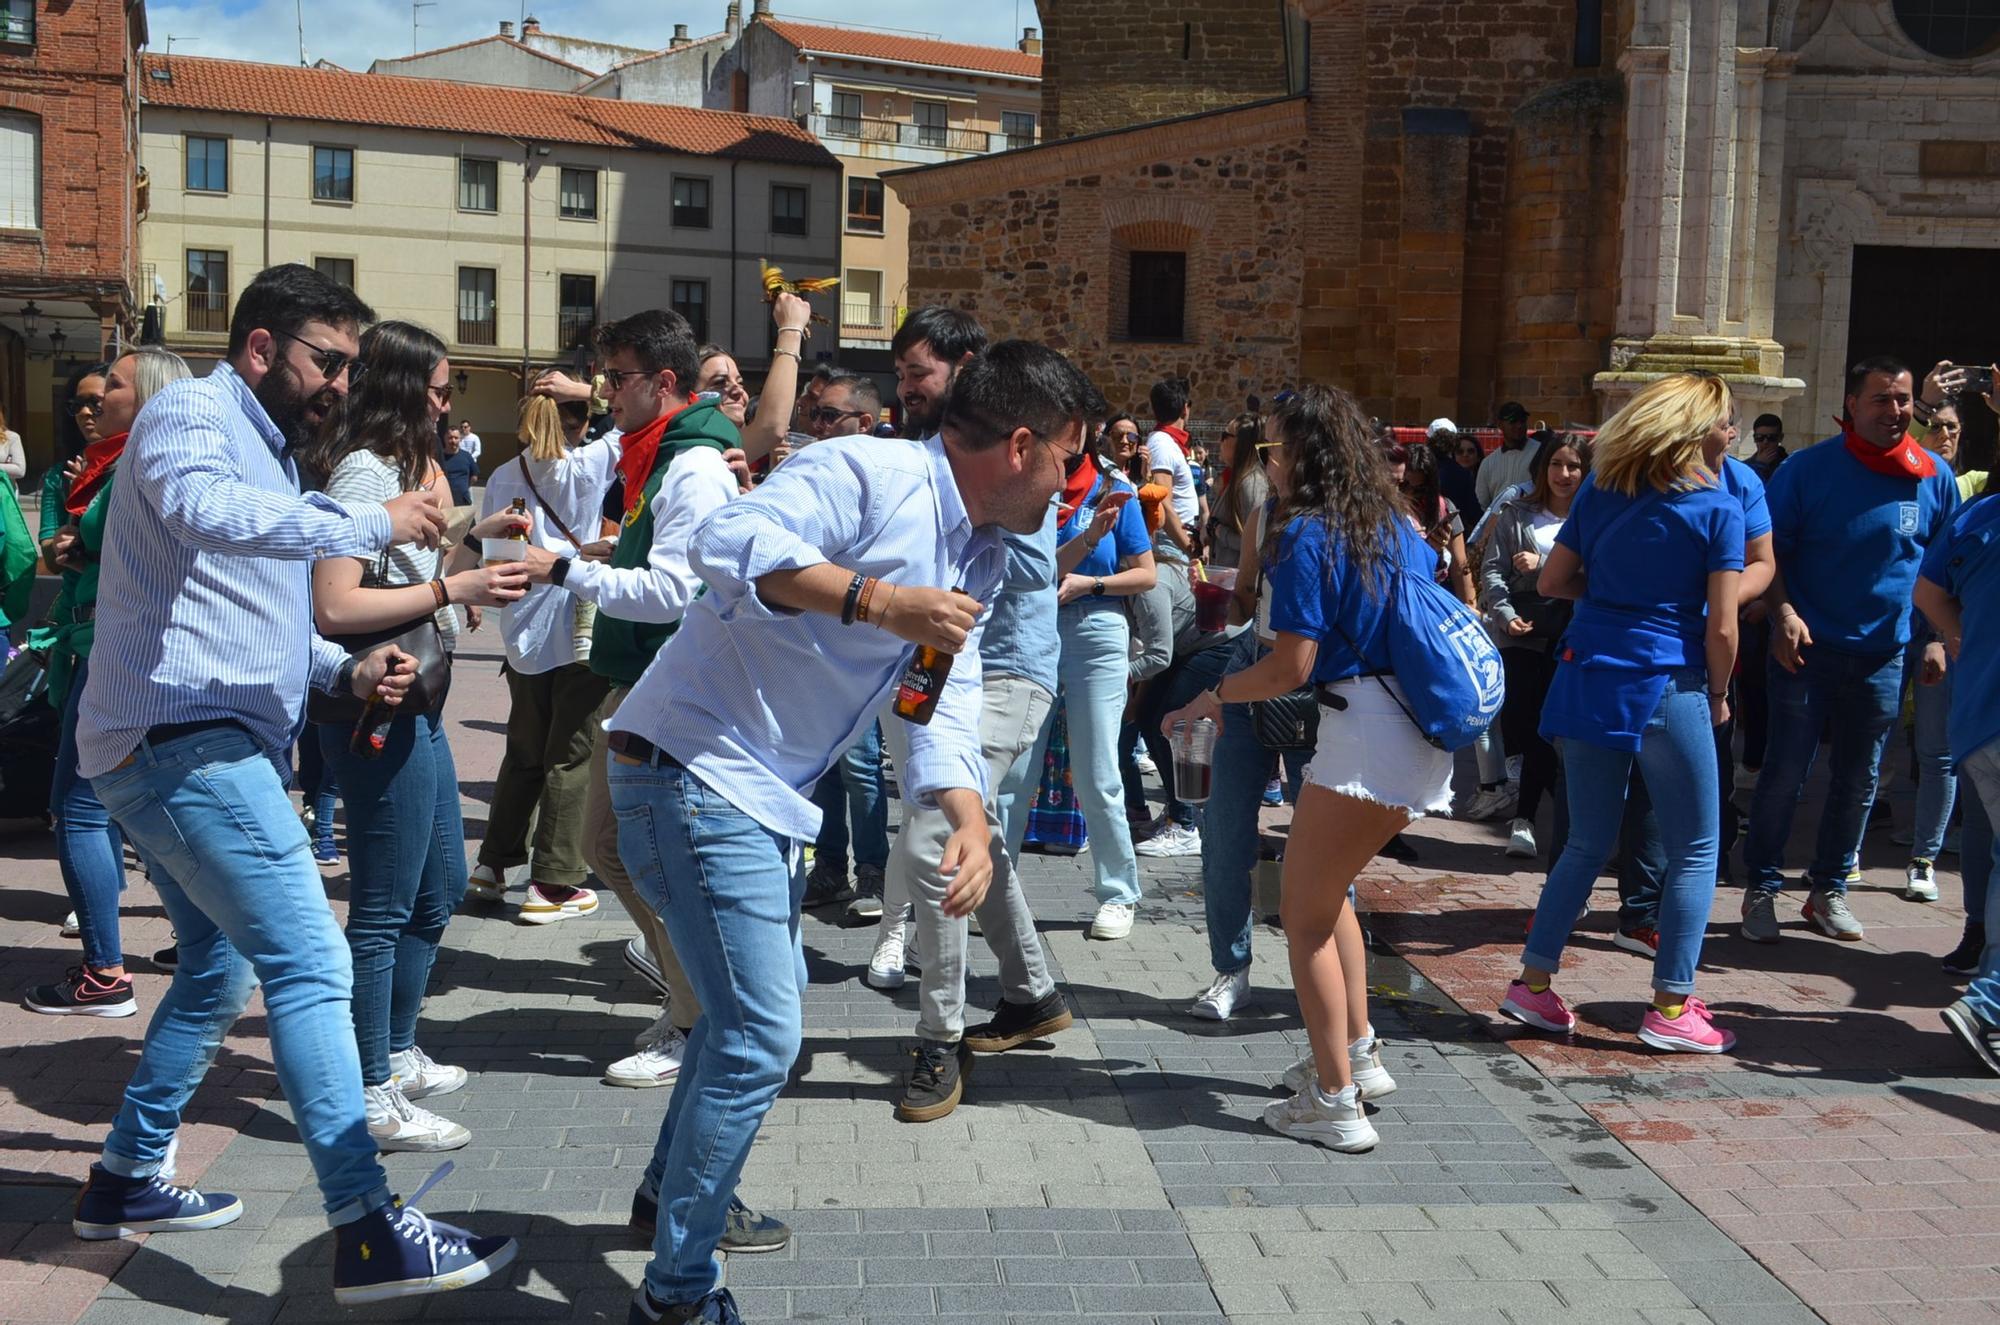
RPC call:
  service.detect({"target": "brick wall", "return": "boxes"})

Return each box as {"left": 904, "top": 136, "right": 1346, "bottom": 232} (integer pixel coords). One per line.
{"left": 1038, "top": 0, "right": 1290, "bottom": 140}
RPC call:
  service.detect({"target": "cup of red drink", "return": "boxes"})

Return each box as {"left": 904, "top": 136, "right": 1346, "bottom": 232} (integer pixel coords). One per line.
{"left": 1191, "top": 566, "right": 1236, "bottom": 634}
{"left": 1171, "top": 717, "right": 1219, "bottom": 805}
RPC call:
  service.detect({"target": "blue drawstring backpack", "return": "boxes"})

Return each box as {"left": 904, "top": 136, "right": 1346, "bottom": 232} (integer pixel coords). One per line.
{"left": 1351, "top": 565, "right": 1505, "bottom": 751}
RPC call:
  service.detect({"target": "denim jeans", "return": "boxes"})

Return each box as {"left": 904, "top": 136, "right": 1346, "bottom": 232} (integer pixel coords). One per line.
{"left": 1196, "top": 633, "right": 1307, "bottom": 975}
{"left": 1965, "top": 775, "right": 1995, "bottom": 926}
{"left": 1954, "top": 742, "right": 2000, "bottom": 1025}
{"left": 297, "top": 731, "right": 338, "bottom": 852}
{"left": 1524, "top": 670, "right": 1719, "bottom": 995}
{"left": 1045, "top": 604, "right": 1141, "bottom": 906}
{"left": 811, "top": 721, "right": 888, "bottom": 872}
{"left": 1618, "top": 706, "right": 1737, "bottom": 931}
{"left": 51, "top": 655, "right": 127, "bottom": 970}
{"left": 1120, "top": 649, "right": 1216, "bottom": 829}
{"left": 1906, "top": 641, "right": 1958, "bottom": 862}
{"left": 610, "top": 757, "right": 806, "bottom": 1306}
{"left": 1744, "top": 648, "right": 1903, "bottom": 895}
{"left": 882, "top": 676, "right": 1057, "bottom": 1041}
{"left": 89, "top": 725, "right": 389, "bottom": 1224}
{"left": 321, "top": 711, "right": 469, "bottom": 1086}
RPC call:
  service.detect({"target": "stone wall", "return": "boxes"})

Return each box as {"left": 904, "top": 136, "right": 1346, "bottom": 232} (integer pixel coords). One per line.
{"left": 1037, "top": 0, "right": 1290, "bottom": 141}
{"left": 895, "top": 99, "right": 1309, "bottom": 415}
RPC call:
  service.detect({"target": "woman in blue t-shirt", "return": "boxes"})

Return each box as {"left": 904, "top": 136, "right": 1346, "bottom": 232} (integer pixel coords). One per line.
{"left": 1164, "top": 386, "right": 1449, "bottom": 1155}
{"left": 1499, "top": 372, "right": 1744, "bottom": 1055}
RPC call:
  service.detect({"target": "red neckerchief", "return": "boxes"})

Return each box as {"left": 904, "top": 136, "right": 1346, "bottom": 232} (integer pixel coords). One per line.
{"left": 614, "top": 401, "right": 691, "bottom": 516}
{"left": 1158, "top": 423, "right": 1191, "bottom": 455}
{"left": 66, "top": 431, "right": 129, "bottom": 517}
{"left": 1058, "top": 456, "right": 1100, "bottom": 521}
{"left": 1840, "top": 417, "right": 1936, "bottom": 480}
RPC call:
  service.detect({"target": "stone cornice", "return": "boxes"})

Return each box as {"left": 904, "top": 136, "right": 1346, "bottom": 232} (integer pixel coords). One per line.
{"left": 884, "top": 95, "right": 1308, "bottom": 207}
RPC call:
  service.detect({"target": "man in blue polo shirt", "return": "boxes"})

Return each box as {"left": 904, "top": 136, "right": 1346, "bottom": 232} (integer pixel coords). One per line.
{"left": 1919, "top": 494, "right": 2000, "bottom": 1071}
{"left": 1741, "top": 357, "right": 1961, "bottom": 943}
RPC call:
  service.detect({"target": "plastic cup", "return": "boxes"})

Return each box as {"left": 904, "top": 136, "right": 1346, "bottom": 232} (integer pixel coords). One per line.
{"left": 1171, "top": 717, "right": 1219, "bottom": 805}
{"left": 1191, "top": 566, "right": 1236, "bottom": 634}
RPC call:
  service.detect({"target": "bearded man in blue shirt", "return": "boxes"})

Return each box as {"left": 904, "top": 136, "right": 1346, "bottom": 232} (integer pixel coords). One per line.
{"left": 606, "top": 341, "right": 1097, "bottom": 1325}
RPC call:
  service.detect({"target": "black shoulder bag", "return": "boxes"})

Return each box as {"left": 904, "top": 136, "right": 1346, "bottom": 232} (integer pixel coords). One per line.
{"left": 305, "top": 549, "right": 454, "bottom": 726}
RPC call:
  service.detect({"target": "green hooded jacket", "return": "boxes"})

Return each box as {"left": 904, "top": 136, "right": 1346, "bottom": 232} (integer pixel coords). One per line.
{"left": 589, "top": 398, "right": 740, "bottom": 686}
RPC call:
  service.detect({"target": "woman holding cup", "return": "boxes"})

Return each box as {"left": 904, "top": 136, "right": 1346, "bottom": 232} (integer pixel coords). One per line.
{"left": 1163, "top": 385, "right": 1454, "bottom": 1152}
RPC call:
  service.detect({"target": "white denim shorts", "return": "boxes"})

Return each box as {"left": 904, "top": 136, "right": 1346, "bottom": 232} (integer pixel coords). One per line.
{"left": 1302, "top": 676, "right": 1456, "bottom": 818}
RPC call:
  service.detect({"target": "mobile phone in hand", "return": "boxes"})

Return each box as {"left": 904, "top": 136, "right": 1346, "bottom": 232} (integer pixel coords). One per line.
{"left": 1962, "top": 365, "right": 1996, "bottom": 397}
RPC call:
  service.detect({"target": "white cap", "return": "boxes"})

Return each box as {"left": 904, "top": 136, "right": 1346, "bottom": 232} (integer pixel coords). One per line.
{"left": 1426, "top": 417, "right": 1457, "bottom": 438}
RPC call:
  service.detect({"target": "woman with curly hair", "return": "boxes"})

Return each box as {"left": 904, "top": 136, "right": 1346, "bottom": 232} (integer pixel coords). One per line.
{"left": 1165, "top": 384, "right": 1452, "bottom": 1152}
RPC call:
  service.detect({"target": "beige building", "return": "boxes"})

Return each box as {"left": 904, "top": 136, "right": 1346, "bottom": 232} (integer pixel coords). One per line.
{"left": 137, "top": 53, "right": 838, "bottom": 465}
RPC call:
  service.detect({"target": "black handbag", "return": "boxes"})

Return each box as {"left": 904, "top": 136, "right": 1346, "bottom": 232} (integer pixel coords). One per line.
{"left": 1250, "top": 686, "right": 1320, "bottom": 752}
{"left": 305, "top": 554, "right": 454, "bottom": 726}
{"left": 1505, "top": 586, "right": 1574, "bottom": 641}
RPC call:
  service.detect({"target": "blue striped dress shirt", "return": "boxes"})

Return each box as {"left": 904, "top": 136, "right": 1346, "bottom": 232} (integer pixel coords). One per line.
{"left": 611, "top": 433, "right": 1004, "bottom": 842}
{"left": 76, "top": 362, "right": 392, "bottom": 778}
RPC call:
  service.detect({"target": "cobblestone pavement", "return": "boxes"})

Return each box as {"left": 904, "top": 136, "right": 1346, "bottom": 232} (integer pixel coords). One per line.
{"left": 2, "top": 633, "right": 1993, "bottom": 1323}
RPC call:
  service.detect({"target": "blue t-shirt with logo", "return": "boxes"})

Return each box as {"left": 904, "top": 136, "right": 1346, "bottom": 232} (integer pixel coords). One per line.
{"left": 1765, "top": 436, "right": 1960, "bottom": 654}
{"left": 1919, "top": 495, "right": 2000, "bottom": 767}
{"left": 1720, "top": 455, "right": 1771, "bottom": 540}
{"left": 1264, "top": 514, "right": 1439, "bottom": 683}
{"left": 1057, "top": 467, "right": 1149, "bottom": 596}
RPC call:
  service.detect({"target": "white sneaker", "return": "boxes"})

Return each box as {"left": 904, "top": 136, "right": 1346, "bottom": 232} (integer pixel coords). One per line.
{"left": 624, "top": 937, "right": 670, "bottom": 997}
{"left": 388, "top": 1045, "right": 467, "bottom": 1100}
{"left": 1281, "top": 1035, "right": 1397, "bottom": 1100}
{"left": 1191, "top": 969, "right": 1250, "bottom": 1021}
{"left": 605, "top": 1023, "right": 688, "bottom": 1089}
{"left": 363, "top": 1082, "right": 470, "bottom": 1152}
{"left": 1136, "top": 824, "right": 1202, "bottom": 858}
{"left": 1505, "top": 818, "right": 1538, "bottom": 859}
{"left": 867, "top": 923, "right": 909, "bottom": 990}
{"left": 1464, "top": 787, "right": 1515, "bottom": 822}
{"left": 1089, "top": 902, "right": 1136, "bottom": 941}
{"left": 1905, "top": 859, "right": 1940, "bottom": 903}
{"left": 519, "top": 882, "right": 598, "bottom": 925}
{"left": 1135, "top": 751, "right": 1158, "bottom": 777}
{"left": 1263, "top": 1084, "right": 1378, "bottom": 1152}
{"left": 464, "top": 864, "right": 505, "bottom": 905}
{"left": 61, "top": 911, "right": 80, "bottom": 938}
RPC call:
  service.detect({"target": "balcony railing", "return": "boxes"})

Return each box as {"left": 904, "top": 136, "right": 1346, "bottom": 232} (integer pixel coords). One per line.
{"left": 809, "top": 114, "right": 1034, "bottom": 156}
{"left": 842, "top": 298, "right": 884, "bottom": 329}
{"left": 458, "top": 315, "right": 497, "bottom": 347}
{"left": 557, "top": 312, "right": 595, "bottom": 351}
{"left": 0, "top": 8, "right": 32, "bottom": 43}
{"left": 186, "top": 290, "right": 229, "bottom": 334}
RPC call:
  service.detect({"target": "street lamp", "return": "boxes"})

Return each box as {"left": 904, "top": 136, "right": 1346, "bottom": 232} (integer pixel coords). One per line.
{"left": 19, "top": 300, "right": 39, "bottom": 336}
{"left": 455, "top": 369, "right": 468, "bottom": 393}
{"left": 48, "top": 325, "right": 67, "bottom": 360}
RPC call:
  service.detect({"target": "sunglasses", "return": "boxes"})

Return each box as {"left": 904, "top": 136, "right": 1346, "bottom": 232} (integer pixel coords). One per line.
{"left": 275, "top": 328, "right": 365, "bottom": 385}
{"left": 809, "top": 405, "right": 873, "bottom": 427}
{"left": 600, "top": 368, "right": 653, "bottom": 390}
{"left": 1752, "top": 432, "right": 1781, "bottom": 442}
{"left": 70, "top": 396, "right": 105, "bottom": 416}
{"left": 428, "top": 382, "right": 454, "bottom": 405}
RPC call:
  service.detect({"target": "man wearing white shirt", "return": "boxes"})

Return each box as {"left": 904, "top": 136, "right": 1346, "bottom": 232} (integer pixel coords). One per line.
{"left": 1145, "top": 377, "right": 1199, "bottom": 560}
{"left": 455, "top": 418, "right": 482, "bottom": 467}
{"left": 1474, "top": 401, "right": 1539, "bottom": 510}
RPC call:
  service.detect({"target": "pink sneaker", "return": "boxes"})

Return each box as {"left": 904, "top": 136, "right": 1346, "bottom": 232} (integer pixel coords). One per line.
{"left": 1638, "top": 996, "right": 1736, "bottom": 1054}
{"left": 1498, "top": 981, "right": 1576, "bottom": 1034}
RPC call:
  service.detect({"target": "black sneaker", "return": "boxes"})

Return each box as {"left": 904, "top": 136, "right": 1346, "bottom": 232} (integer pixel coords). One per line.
{"left": 895, "top": 1040, "right": 970, "bottom": 1123}
{"left": 802, "top": 861, "right": 851, "bottom": 907}
{"left": 629, "top": 1190, "right": 790, "bottom": 1254}
{"left": 1943, "top": 925, "right": 1986, "bottom": 978}
{"left": 1942, "top": 1000, "right": 2000, "bottom": 1077}
{"left": 629, "top": 1285, "right": 743, "bottom": 1325}
{"left": 153, "top": 940, "right": 179, "bottom": 971}
{"left": 1377, "top": 833, "right": 1419, "bottom": 863}
{"left": 73, "top": 1164, "right": 243, "bottom": 1239}
{"left": 25, "top": 967, "right": 137, "bottom": 1018}
{"left": 963, "top": 988, "right": 1073, "bottom": 1053}
{"left": 844, "top": 864, "right": 886, "bottom": 925}
{"left": 332, "top": 1163, "right": 517, "bottom": 1305}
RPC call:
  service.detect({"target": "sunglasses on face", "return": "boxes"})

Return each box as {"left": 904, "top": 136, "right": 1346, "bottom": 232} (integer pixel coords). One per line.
{"left": 428, "top": 383, "right": 454, "bottom": 405}
{"left": 70, "top": 396, "right": 105, "bottom": 417}
{"left": 1753, "top": 431, "right": 1781, "bottom": 442}
{"left": 809, "top": 405, "right": 873, "bottom": 427}
{"left": 275, "top": 328, "right": 365, "bottom": 386}
{"left": 600, "top": 368, "right": 653, "bottom": 390}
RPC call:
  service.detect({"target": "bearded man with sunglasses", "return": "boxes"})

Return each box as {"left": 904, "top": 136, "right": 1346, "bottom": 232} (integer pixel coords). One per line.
{"left": 66, "top": 264, "right": 519, "bottom": 1303}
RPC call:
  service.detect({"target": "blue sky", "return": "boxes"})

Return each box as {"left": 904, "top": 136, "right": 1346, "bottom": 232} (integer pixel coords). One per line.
{"left": 148, "top": 0, "right": 1036, "bottom": 68}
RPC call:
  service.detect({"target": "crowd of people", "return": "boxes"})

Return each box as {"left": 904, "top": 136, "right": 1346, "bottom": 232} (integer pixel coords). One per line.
{"left": 10, "top": 257, "right": 1999, "bottom": 1325}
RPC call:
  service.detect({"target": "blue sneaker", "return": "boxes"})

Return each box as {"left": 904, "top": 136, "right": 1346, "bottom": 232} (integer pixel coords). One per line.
{"left": 332, "top": 1162, "right": 517, "bottom": 1305}
{"left": 629, "top": 1285, "right": 742, "bottom": 1325}
{"left": 73, "top": 1164, "right": 244, "bottom": 1239}
{"left": 1261, "top": 779, "right": 1284, "bottom": 807}
{"left": 629, "top": 1189, "right": 790, "bottom": 1254}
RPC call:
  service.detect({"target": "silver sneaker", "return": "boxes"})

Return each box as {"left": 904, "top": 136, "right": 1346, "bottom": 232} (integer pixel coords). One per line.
{"left": 1740, "top": 890, "right": 1780, "bottom": 944}
{"left": 1804, "top": 888, "right": 1865, "bottom": 941}
{"left": 1281, "top": 1037, "right": 1397, "bottom": 1100}
{"left": 1262, "top": 1085, "right": 1378, "bottom": 1152}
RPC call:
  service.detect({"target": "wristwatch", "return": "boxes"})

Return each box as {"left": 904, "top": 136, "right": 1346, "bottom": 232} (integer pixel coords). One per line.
{"left": 550, "top": 556, "right": 573, "bottom": 588}
{"left": 1092, "top": 576, "right": 1105, "bottom": 597}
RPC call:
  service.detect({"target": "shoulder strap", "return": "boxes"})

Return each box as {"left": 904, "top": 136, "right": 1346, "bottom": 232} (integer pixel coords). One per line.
{"left": 516, "top": 455, "right": 584, "bottom": 550}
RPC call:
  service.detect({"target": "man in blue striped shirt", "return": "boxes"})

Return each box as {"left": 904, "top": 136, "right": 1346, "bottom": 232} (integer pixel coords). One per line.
{"left": 606, "top": 341, "right": 1096, "bottom": 1325}
{"left": 68, "top": 264, "right": 517, "bottom": 1304}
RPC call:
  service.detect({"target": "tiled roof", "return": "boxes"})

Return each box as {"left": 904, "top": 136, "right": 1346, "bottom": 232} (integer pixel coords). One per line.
{"left": 139, "top": 54, "right": 838, "bottom": 167}
{"left": 374, "top": 34, "right": 598, "bottom": 78}
{"left": 761, "top": 20, "right": 1041, "bottom": 79}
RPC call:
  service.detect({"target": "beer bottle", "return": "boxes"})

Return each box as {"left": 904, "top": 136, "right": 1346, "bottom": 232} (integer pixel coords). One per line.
{"left": 893, "top": 645, "right": 952, "bottom": 726}
{"left": 349, "top": 695, "right": 394, "bottom": 758}
{"left": 484, "top": 497, "right": 530, "bottom": 566}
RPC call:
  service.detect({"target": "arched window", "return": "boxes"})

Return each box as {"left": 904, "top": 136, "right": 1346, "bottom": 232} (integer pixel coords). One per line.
{"left": 1893, "top": 0, "right": 2000, "bottom": 59}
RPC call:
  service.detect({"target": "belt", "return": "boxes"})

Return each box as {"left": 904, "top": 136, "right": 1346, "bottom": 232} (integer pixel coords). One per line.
{"left": 608, "top": 729, "right": 681, "bottom": 767}
{"left": 144, "top": 718, "right": 250, "bottom": 747}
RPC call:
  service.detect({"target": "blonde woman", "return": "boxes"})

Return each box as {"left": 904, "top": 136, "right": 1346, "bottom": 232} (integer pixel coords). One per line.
{"left": 1498, "top": 372, "right": 1744, "bottom": 1054}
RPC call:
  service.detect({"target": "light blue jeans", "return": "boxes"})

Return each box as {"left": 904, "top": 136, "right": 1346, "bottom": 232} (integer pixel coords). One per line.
{"left": 88, "top": 725, "right": 390, "bottom": 1224}
{"left": 810, "top": 720, "right": 889, "bottom": 872}
{"left": 1524, "top": 670, "right": 1719, "bottom": 996}
{"left": 1744, "top": 648, "right": 1903, "bottom": 894}
{"left": 1038, "top": 603, "right": 1141, "bottom": 906}
{"left": 610, "top": 755, "right": 806, "bottom": 1306}
{"left": 1905, "top": 641, "right": 1958, "bottom": 862}
{"left": 1955, "top": 742, "right": 2000, "bottom": 1025}
{"left": 51, "top": 655, "right": 128, "bottom": 970}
